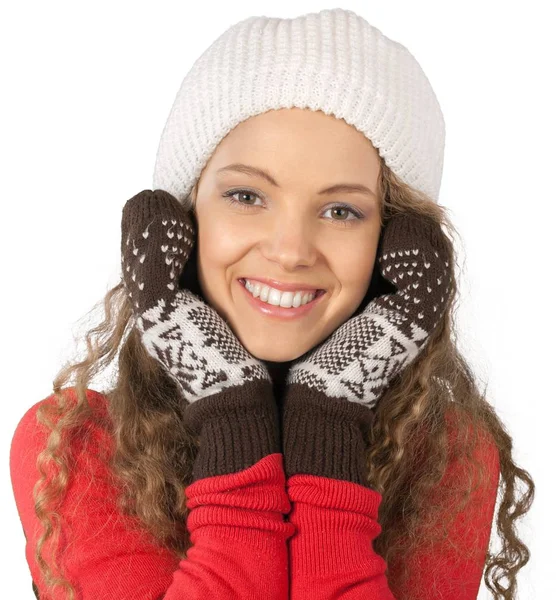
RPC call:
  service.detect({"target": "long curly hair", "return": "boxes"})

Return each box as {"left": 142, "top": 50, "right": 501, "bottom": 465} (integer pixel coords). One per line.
{"left": 30, "top": 155, "right": 534, "bottom": 600}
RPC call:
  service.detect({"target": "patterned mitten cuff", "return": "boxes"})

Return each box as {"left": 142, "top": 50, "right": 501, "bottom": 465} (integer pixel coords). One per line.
{"left": 184, "top": 378, "right": 281, "bottom": 482}
{"left": 282, "top": 383, "right": 375, "bottom": 488}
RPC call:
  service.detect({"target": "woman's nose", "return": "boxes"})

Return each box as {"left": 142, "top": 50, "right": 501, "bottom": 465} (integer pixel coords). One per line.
{"left": 259, "top": 217, "right": 319, "bottom": 271}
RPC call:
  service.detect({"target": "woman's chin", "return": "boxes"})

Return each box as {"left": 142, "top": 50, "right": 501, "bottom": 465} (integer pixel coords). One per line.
{"left": 250, "top": 348, "right": 304, "bottom": 363}
{"left": 244, "top": 341, "right": 310, "bottom": 363}
{"left": 227, "top": 318, "right": 327, "bottom": 362}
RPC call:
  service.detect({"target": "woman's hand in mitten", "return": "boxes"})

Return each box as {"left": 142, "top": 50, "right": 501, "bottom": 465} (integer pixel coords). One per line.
{"left": 121, "top": 189, "right": 271, "bottom": 402}
{"left": 282, "top": 211, "right": 452, "bottom": 485}
{"left": 121, "top": 189, "right": 279, "bottom": 479}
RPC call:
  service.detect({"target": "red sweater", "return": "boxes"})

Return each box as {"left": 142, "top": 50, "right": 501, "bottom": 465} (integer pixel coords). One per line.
{"left": 10, "top": 388, "right": 500, "bottom": 599}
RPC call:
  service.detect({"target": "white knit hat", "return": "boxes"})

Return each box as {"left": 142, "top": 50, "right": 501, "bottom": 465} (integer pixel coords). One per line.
{"left": 152, "top": 8, "right": 445, "bottom": 204}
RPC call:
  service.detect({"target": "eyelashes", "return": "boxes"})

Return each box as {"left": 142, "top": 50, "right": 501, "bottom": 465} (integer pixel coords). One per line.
{"left": 221, "top": 188, "right": 365, "bottom": 228}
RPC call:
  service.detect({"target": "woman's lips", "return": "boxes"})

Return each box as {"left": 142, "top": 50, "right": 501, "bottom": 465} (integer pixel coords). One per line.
{"left": 237, "top": 279, "right": 326, "bottom": 321}
{"left": 238, "top": 276, "right": 324, "bottom": 293}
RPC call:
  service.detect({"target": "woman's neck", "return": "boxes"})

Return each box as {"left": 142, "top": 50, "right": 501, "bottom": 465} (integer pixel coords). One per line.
{"left": 263, "top": 359, "right": 292, "bottom": 382}
{"left": 262, "top": 359, "right": 293, "bottom": 409}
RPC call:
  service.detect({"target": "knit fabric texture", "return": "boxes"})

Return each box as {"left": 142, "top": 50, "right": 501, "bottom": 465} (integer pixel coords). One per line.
{"left": 152, "top": 7, "right": 445, "bottom": 204}
{"left": 185, "top": 378, "right": 281, "bottom": 481}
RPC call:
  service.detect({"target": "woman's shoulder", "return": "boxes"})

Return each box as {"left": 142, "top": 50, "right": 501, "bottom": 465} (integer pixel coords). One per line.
{"left": 11, "top": 386, "right": 109, "bottom": 440}
{"left": 9, "top": 387, "right": 112, "bottom": 481}
{"left": 9, "top": 388, "right": 115, "bottom": 538}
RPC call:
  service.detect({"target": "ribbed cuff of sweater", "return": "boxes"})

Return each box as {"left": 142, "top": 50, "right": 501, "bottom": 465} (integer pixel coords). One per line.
{"left": 184, "top": 378, "right": 281, "bottom": 482}
{"left": 282, "top": 383, "right": 375, "bottom": 488}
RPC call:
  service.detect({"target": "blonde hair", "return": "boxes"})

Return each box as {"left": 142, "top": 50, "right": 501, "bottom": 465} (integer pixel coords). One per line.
{"left": 31, "top": 156, "right": 533, "bottom": 599}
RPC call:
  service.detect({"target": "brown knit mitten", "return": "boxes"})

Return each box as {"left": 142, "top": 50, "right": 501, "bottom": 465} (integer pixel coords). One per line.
{"left": 121, "top": 189, "right": 280, "bottom": 480}
{"left": 282, "top": 212, "right": 452, "bottom": 486}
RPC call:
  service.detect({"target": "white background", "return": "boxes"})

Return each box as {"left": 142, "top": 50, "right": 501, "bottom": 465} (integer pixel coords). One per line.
{"left": 1, "top": 1, "right": 553, "bottom": 598}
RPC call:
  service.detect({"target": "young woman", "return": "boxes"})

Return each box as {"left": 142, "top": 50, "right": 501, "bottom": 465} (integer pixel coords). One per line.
{"left": 10, "top": 8, "right": 533, "bottom": 600}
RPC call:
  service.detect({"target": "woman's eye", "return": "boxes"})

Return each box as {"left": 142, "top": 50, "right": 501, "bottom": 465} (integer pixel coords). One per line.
{"left": 222, "top": 189, "right": 263, "bottom": 208}
{"left": 322, "top": 205, "right": 362, "bottom": 224}
{"left": 221, "top": 188, "right": 364, "bottom": 227}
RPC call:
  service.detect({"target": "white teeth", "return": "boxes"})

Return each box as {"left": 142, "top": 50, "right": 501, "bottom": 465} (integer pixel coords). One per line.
{"left": 244, "top": 279, "right": 317, "bottom": 308}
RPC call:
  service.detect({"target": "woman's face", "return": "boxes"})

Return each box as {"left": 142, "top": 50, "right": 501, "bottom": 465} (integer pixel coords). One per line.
{"left": 192, "top": 107, "right": 382, "bottom": 362}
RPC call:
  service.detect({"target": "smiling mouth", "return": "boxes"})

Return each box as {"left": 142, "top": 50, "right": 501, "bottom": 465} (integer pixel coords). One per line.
{"left": 238, "top": 278, "right": 326, "bottom": 299}
{"left": 237, "top": 278, "right": 327, "bottom": 314}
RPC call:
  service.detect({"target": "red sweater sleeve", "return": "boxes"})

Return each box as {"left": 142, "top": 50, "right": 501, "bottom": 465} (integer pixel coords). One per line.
{"left": 285, "top": 414, "right": 500, "bottom": 600}
{"left": 9, "top": 390, "right": 295, "bottom": 599}
{"left": 286, "top": 474, "right": 395, "bottom": 600}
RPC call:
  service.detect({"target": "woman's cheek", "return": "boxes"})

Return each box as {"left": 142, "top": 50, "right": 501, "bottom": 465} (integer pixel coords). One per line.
{"left": 197, "top": 213, "right": 243, "bottom": 265}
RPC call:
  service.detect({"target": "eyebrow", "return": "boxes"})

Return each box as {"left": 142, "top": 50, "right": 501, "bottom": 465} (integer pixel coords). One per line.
{"left": 216, "top": 163, "right": 377, "bottom": 199}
